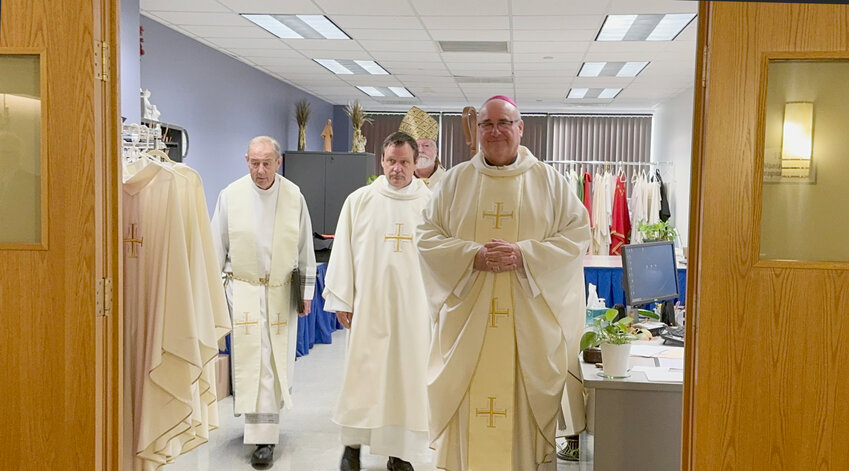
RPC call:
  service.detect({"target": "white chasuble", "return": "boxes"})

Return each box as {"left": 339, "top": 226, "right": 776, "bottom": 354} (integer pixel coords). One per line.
{"left": 122, "top": 161, "right": 203, "bottom": 471}
{"left": 226, "top": 175, "right": 300, "bottom": 414}
{"left": 323, "top": 176, "right": 432, "bottom": 459}
{"left": 417, "top": 147, "right": 591, "bottom": 471}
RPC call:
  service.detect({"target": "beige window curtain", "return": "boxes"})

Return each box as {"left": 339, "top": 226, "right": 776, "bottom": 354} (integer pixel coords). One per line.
{"left": 520, "top": 115, "right": 548, "bottom": 158}
{"left": 548, "top": 115, "right": 652, "bottom": 164}
{"left": 440, "top": 114, "right": 470, "bottom": 168}
{"left": 361, "top": 113, "right": 404, "bottom": 173}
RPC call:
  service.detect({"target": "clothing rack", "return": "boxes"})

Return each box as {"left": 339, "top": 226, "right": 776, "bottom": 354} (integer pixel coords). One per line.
{"left": 544, "top": 160, "right": 673, "bottom": 166}
{"left": 122, "top": 122, "right": 165, "bottom": 151}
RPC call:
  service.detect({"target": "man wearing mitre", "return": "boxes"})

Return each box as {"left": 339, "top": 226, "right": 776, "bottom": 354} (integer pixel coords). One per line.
{"left": 399, "top": 106, "right": 446, "bottom": 189}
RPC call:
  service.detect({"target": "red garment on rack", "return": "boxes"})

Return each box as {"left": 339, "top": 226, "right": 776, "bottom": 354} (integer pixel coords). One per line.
{"left": 582, "top": 171, "right": 593, "bottom": 227}
{"left": 610, "top": 174, "right": 631, "bottom": 255}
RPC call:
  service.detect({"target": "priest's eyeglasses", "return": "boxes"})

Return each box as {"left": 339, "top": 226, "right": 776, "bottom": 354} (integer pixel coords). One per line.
{"left": 477, "top": 119, "right": 520, "bottom": 132}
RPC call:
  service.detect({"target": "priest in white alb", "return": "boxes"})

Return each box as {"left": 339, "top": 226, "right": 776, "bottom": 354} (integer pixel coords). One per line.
{"left": 324, "top": 131, "right": 432, "bottom": 471}
{"left": 416, "top": 96, "right": 591, "bottom": 471}
{"left": 211, "top": 136, "right": 315, "bottom": 468}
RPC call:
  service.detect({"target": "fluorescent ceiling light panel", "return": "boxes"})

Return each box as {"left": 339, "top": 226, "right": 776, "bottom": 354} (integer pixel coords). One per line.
{"left": 357, "top": 86, "right": 385, "bottom": 97}
{"left": 598, "top": 88, "right": 622, "bottom": 99}
{"left": 579, "top": 62, "right": 606, "bottom": 77}
{"left": 314, "top": 59, "right": 388, "bottom": 75}
{"left": 314, "top": 59, "right": 353, "bottom": 74}
{"left": 356, "top": 86, "right": 416, "bottom": 98}
{"left": 242, "top": 14, "right": 302, "bottom": 39}
{"left": 241, "top": 14, "right": 350, "bottom": 40}
{"left": 567, "top": 88, "right": 621, "bottom": 99}
{"left": 617, "top": 61, "right": 649, "bottom": 77}
{"left": 354, "top": 60, "right": 389, "bottom": 75}
{"left": 596, "top": 15, "right": 637, "bottom": 41}
{"left": 647, "top": 14, "right": 697, "bottom": 41}
{"left": 597, "top": 13, "right": 695, "bottom": 41}
{"left": 297, "top": 15, "right": 349, "bottom": 39}
{"left": 389, "top": 87, "right": 414, "bottom": 98}
{"left": 578, "top": 61, "right": 648, "bottom": 78}
{"left": 567, "top": 88, "right": 588, "bottom": 99}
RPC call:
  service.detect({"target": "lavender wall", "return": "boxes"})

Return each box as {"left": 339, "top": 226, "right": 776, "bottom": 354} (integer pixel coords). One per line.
{"left": 332, "top": 105, "right": 352, "bottom": 152}
{"left": 120, "top": 0, "right": 140, "bottom": 123}
{"left": 139, "top": 16, "right": 333, "bottom": 214}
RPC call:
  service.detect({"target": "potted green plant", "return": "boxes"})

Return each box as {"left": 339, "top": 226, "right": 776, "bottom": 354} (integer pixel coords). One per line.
{"left": 636, "top": 220, "right": 677, "bottom": 242}
{"left": 580, "top": 308, "right": 659, "bottom": 378}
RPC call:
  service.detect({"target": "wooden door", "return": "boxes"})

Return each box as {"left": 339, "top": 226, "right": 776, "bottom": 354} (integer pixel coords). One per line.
{"left": 686, "top": 2, "right": 849, "bottom": 469}
{"left": 0, "top": 0, "right": 120, "bottom": 469}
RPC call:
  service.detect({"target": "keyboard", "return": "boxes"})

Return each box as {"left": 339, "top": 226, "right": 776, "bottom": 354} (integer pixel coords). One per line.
{"left": 660, "top": 325, "right": 685, "bottom": 346}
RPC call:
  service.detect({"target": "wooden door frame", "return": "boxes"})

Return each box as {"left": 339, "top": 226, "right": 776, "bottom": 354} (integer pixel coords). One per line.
{"left": 93, "top": 0, "right": 122, "bottom": 469}
{"left": 681, "top": 2, "right": 710, "bottom": 469}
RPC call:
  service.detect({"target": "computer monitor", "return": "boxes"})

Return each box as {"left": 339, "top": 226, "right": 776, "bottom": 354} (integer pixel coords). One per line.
{"left": 621, "top": 241, "right": 680, "bottom": 307}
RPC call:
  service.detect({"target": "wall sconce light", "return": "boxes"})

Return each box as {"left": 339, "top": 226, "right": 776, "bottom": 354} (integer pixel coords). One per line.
{"left": 780, "top": 101, "right": 813, "bottom": 178}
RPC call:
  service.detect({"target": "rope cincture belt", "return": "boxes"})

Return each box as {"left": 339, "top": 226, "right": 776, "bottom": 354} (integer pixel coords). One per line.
{"left": 225, "top": 272, "right": 290, "bottom": 288}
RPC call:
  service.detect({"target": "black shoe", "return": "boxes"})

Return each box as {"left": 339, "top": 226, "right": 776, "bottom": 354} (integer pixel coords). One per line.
{"left": 251, "top": 444, "right": 274, "bottom": 469}
{"left": 387, "top": 456, "right": 414, "bottom": 471}
{"left": 556, "top": 435, "right": 579, "bottom": 462}
{"left": 340, "top": 446, "right": 361, "bottom": 471}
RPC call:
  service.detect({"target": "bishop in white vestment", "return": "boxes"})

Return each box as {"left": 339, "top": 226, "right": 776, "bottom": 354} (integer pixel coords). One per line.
{"left": 324, "top": 132, "right": 432, "bottom": 471}
{"left": 416, "top": 96, "right": 591, "bottom": 471}
{"left": 210, "top": 136, "right": 315, "bottom": 467}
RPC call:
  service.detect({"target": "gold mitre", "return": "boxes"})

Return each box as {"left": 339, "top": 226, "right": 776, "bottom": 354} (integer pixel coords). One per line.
{"left": 399, "top": 106, "right": 438, "bottom": 141}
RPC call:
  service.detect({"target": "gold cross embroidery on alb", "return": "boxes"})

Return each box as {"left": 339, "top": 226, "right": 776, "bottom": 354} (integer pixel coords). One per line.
{"left": 488, "top": 298, "right": 510, "bottom": 328}
{"left": 124, "top": 223, "right": 144, "bottom": 258}
{"left": 236, "top": 312, "right": 258, "bottom": 335}
{"left": 384, "top": 223, "right": 413, "bottom": 252}
{"left": 475, "top": 396, "right": 508, "bottom": 428}
{"left": 271, "top": 312, "right": 287, "bottom": 335}
{"left": 482, "top": 202, "right": 514, "bottom": 230}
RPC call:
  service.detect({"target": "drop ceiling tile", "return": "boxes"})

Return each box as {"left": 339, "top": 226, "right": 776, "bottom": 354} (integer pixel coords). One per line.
{"left": 512, "top": 52, "right": 584, "bottom": 63}
{"left": 216, "top": 0, "right": 321, "bottom": 14}
{"left": 512, "top": 42, "right": 590, "bottom": 54}
{"left": 337, "top": 75, "right": 403, "bottom": 87}
{"left": 511, "top": 0, "right": 612, "bottom": 15}
{"left": 512, "top": 15, "right": 605, "bottom": 30}
{"left": 206, "top": 37, "right": 288, "bottom": 50}
{"left": 314, "top": 0, "right": 416, "bottom": 15}
{"left": 448, "top": 64, "right": 512, "bottom": 74}
{"left": 357, "top": 40, "right": 436, "bottom": 52}
{"left": 331, "top": 15, "right": 422, "bottom": 29}
{"left": 370, "top": 52, "right": 443, "bottom": 62}
{"left": 346, "top": 28, "right": 431, "bottom": 41}
{"left": 609, "top": 0, "right": 697, "bottom": 14}
{"left": 280, "top": 39, "right": 366, "bottom": 52}
{"left": 179, "top": 25, "right": 274, "bottom": 38}
{"left": 513, "top": 29, "right": 597, "bottom": 41}
{"left": 141, "top": 0, "right": 229, "bottom": 12}
{"left": 419, "top": 15, "right": 508, "bottom": 29}
{"left": 410, "top": 0, "right": 509, "bottom": 16}
{"left": 227, "top": 47, "right": 301, "bottom": 57}
{"left": 440, "top": 53, "right": 511, "bottom": 63}
{"left": 429, "top": 30, "right": 510, "bottom": 42}
{"left": 144, "top": 11, "right": 251, "bottom": 26}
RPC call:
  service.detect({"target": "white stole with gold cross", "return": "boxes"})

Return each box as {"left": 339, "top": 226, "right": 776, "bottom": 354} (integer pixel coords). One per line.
{"left": 227, "top": 175, "right": 300, "bottom": 414}
{"left": 467, "top": 173, "right": 523, "bottom": 469}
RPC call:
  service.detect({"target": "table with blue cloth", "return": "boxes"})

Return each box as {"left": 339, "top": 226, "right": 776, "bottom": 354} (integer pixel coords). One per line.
{"left": 221, "top": 263, "right": 345, "bottom": 357}
{"left": 584, "top": 262, "right": 687, "bottom": 308}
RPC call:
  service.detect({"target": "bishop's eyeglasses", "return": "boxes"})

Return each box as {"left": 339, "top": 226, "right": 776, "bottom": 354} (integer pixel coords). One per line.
{"left": 477, "top": 119, "right": 520, "bottom": 132}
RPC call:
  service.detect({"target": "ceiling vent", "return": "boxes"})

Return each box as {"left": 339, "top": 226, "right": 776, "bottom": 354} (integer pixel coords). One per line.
{"left": 455, "top": 76, "right": 513, "bottom": 84}
{"left": 438, "top": 41, "right": 509, "bottom": 53}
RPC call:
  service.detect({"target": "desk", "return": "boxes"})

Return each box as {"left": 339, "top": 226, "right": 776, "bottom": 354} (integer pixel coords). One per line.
{"left": 581, "top": 347, "right": 683, "bottom": 471}
{"left": 584, "top": 255, "right": 687, "bottom": 308}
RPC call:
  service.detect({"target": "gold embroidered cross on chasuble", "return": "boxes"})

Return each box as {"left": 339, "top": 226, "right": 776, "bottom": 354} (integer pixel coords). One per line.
{"left": 468, "top": 174, "right": 523, "bottom": 469}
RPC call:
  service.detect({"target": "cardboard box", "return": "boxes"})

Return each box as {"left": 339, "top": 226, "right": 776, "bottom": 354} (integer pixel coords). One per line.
{"left": 215, "top": 353, "right": 231, "bottom": 400}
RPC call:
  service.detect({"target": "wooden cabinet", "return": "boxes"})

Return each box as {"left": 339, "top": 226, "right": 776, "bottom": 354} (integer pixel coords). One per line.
{"left": 283, "top": 151, "right": 376, "bottom": 234}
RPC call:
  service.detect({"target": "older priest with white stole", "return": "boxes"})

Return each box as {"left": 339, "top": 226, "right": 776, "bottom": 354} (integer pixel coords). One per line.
{"left": 324, "top": 131, "right": 432, "bottom": 471}
{"left": 416, "top": 96, "right": 591, "bottom": 471}
{"left": 400, "top": 106, "right": 446, "bottom": 189}
{"left": 211, "top": 136, "right": 315, "bottom": 469}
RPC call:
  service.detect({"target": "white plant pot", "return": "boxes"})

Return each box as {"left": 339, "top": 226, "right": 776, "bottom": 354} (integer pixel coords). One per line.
{"left": 600, "top": 343, "right": 631, "bottom": 378}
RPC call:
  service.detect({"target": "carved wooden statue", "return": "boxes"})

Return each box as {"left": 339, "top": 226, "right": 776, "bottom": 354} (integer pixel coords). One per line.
{"left": 461, "top": 106, "right": 478, "bottom": 158}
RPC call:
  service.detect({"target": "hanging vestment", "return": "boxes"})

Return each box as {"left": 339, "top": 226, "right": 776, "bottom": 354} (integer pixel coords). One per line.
{"left": 609, "top": 174, "right": 631, "bottom": 255}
